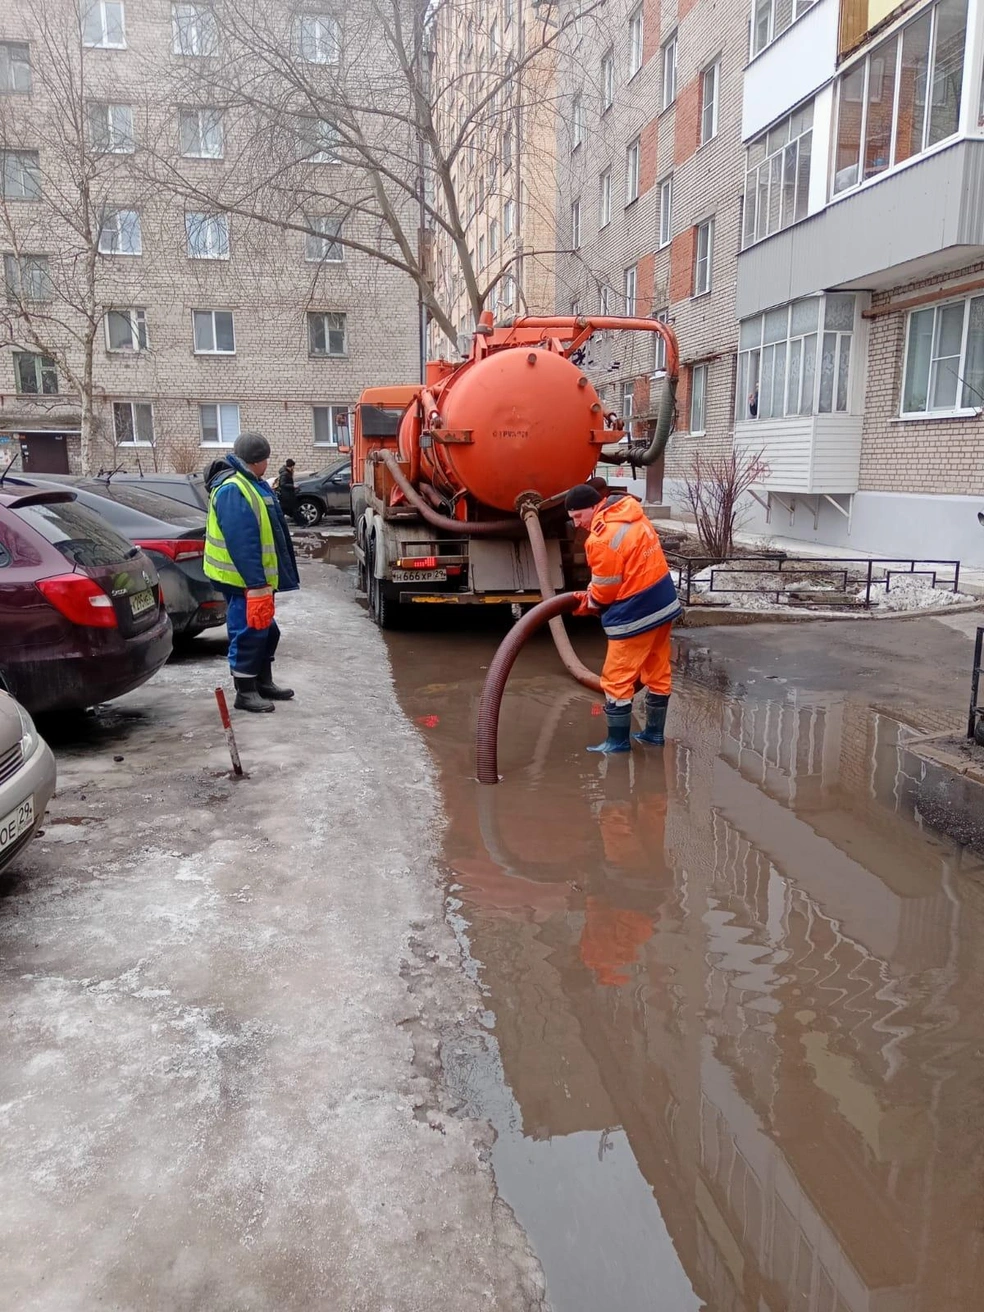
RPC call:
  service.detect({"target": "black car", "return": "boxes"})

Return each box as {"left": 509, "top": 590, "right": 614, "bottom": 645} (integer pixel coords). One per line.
{"left": 1, "top": 476, "right": 225, "bottom": 641}
{"left": 291, "top": 459, "right": 352, "bottom": 526}
{"left": 44, "top": 471, "right": 209, "bottom": 513}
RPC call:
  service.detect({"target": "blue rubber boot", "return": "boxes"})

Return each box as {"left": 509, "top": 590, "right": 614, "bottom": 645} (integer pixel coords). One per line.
{"left": 633, "top": 692, "right": 669, "bottom": 745}
{"left": 587, "top": 702, "right": 632, "bottom": 753}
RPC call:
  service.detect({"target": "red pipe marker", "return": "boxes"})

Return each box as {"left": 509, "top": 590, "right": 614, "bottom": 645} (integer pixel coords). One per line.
{"left": 214, "top": 687, "right": 244, "bottom": 777}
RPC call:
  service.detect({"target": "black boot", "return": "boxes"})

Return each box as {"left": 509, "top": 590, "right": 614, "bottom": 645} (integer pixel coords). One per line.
{"left": 257, "top": 662, "right": 294, "bottom": 701}
{"left": 633, "top": 692, "right": 669, "bottom": 745}
{"left": 587, "top": 702, "right": 632, "bottom": 754}
{"left": 234, "top": 676, "right": 274, "bottom": 713}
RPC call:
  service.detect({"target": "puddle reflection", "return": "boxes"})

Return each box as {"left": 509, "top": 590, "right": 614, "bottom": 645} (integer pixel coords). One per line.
{"left": 387, "top": 626, "right": 984, "bottom": 1312}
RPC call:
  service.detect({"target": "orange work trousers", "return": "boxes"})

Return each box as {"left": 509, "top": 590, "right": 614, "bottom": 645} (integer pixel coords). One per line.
{"left": 601, "top": 622, "right": 672, "bottom": 705}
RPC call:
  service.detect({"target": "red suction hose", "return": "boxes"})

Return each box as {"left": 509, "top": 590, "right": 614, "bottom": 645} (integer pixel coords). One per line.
{"left": 476, "top": 592, "right": 582, "bottom": 784}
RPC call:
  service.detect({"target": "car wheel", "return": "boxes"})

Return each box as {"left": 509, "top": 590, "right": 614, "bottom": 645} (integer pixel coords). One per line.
{"left": 367, "top": 537, "right": 403, "bottom": 630}
{"left": 296, "top": 498, "right": 323, "bottom": 527}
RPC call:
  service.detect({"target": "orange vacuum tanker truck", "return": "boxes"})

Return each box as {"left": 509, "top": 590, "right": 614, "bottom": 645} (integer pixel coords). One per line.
{"left": 351, "top": 311, "right": 679, "bottom": 645}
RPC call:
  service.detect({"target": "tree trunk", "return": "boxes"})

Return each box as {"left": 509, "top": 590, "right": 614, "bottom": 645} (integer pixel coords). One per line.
{"left": 79, "top": 337, "right": 95, "bottom": 475}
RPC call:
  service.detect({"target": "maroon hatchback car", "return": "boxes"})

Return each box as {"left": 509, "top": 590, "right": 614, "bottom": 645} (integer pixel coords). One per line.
{"left": 0, "top": 488, "right": 172, "bottom": 715}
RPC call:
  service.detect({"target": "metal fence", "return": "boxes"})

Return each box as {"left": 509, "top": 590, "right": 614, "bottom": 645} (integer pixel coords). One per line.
{"left": 667, "top": 554, "right": 962, "bottom": 609}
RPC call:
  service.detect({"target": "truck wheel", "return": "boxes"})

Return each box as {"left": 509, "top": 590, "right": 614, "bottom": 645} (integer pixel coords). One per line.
{"left": 368, "top": 537, "right": 403, "bottom": 630}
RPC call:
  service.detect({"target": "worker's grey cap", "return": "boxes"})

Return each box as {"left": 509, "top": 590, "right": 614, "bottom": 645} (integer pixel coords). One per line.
{"left": 233, "top": 431, "right": 271, "bottom": 463}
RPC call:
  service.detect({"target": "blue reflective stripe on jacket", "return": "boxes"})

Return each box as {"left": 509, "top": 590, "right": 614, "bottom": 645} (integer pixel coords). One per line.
{"left": 600, "top": 573, "right": 681, "bottom": 639}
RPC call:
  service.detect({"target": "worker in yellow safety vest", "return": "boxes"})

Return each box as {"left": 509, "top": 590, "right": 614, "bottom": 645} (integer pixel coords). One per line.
{"left": 204, "top": 432, "right": 300, "bottom": 713}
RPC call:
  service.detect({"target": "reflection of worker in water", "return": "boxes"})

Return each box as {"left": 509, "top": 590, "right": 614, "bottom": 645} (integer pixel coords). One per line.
{"left": 566, "top": 484, "right": 682, "bottom": 753}
{"left": 579, "top": 758, "right": 670, "bottom": 987}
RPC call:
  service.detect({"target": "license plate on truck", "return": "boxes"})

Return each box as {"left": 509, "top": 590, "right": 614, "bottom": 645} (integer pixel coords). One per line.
{"left": 0, "top": 797, "right": 34, "bottom": 856}
{"left": 391, "top": 569, "right": 447, "bottom": 582}
{"left": 130, "top": 589, "right": 155, "bottom": 617}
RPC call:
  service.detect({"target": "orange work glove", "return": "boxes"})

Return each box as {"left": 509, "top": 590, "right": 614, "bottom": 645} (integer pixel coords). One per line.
{"left": 245, "top": 587, "right": 276, "bottom": 629}
{"left": 572, "top": 591, "right": 600, "bottom": 617}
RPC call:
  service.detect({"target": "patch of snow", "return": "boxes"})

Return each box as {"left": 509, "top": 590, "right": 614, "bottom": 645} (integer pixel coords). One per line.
{"left": 871, "top": 576, "right": 972, "bottom": 612}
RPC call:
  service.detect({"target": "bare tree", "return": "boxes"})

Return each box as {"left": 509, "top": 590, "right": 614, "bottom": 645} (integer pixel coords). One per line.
{"left": 137, "top": 0, "right": 599, "bottom": 348}
{"left": 683, "top": 447, "right": 769, "bottom": 559}
{"left": 0, "top": 0, "right": 152, "bottom": 473}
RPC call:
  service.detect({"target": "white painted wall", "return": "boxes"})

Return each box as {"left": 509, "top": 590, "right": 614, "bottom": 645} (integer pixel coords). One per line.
{"left": 742, "top": 0, "right": 839, "bottom": 142}
{"left": 661, "top": 486, "right": 984, "bottom": 571}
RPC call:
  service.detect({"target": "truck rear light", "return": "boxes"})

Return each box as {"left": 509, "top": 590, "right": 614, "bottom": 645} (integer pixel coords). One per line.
{"left": 135, "top": 538, "right": 204, "bottom": 562}
{"left": 396, "top": 555, "right": 438, "bottom": 568}
{"left": 36, "top": 574, "right": 119, "bottom": 628}
{"left": 447, "top": 565, "right": 462, "bottom": 576}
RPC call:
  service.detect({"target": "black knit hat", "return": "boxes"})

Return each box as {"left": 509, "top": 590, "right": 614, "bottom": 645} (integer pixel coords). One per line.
{"left": 233, "top": 431, "right": 271, "bottom": 464}
{"left": 565, "top": 483, "right": 603, "bottom": 512}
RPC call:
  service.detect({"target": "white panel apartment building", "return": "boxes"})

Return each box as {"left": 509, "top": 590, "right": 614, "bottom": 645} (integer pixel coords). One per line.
{"left": 736, "top": 0, "right": 984, "bottom": 566}
{"left": 0, "top": 0, "right": 417, "bottom": 475}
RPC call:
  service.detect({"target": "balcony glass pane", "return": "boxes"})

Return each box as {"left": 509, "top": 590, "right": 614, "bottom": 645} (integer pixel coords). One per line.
{"left": 833, "top": 64, "right": 865, "bottom": 194}
{"left": 896, "top": 12, "right": 931, "bottom": 163}
{"left": 863, "top": 34, "right": 897, "bottom": 181}
{"left": 904, "top": 308, "right": 933, "bottom": 411}
{"left": 962, "top": 296, "right": 984, "bottom": 407}
{"left": 801, "top": 333, "right": 817, "bottom": 414}
{"left": 928, "top": 0, "right": 967, "bottom": 147}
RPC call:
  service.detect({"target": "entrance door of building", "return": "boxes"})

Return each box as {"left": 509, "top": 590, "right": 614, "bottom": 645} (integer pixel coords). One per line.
{"left": 19, "top": 434, "right": 70, "bottom": 474}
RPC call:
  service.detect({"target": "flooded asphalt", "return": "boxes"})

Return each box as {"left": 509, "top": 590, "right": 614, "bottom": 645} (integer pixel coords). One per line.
{"left": 382, "top": 611, "right": 984, "bottom": 1312}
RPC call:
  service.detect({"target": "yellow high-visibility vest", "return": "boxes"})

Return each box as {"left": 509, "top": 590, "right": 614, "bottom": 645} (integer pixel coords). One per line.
{"left": 203, "top": 471, "right": 279, "bottom": 590}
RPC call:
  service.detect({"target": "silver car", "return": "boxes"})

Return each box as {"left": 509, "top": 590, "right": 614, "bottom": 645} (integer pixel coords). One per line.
{"left": 0, "top": 692, "right": 56, "bottom": 873}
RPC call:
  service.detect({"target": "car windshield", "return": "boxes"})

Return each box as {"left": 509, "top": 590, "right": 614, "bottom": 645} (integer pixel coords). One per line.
{"left": 78, "top": 482, "right": 205, "bottom": 527}
{"left": 12, "top": 498, "right": 137, "bottom": 569}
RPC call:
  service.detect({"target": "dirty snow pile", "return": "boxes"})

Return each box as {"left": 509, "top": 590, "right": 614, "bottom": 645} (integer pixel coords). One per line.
{"left": 870, "top": 575, "right": 972, "bottom": 612}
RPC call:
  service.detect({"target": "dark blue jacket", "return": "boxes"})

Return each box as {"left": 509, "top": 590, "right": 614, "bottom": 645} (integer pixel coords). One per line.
{"left": 204, "top": 454, "right": 300, "bottom": 594}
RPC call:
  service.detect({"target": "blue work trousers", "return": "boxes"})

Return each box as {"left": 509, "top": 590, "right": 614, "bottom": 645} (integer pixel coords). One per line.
{"left": 221, "top": 589, "right": 280, "bottom": 678}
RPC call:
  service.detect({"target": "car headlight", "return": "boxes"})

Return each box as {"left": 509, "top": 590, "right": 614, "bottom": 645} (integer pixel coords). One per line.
{"left": 15, "top": 702, "right": 39, "bottom": 758}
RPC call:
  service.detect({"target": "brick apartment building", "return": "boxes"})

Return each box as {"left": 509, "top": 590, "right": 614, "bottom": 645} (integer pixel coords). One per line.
{"left": 736, "top": 0, "right": 984, "bottom": 567}
{"left": 553, "top": 0, "right": 747, "bottom": 503}
{"left": 0, "top": 0, "right": 418, "bottom": 476}
{"left": 428, "top": 0, "right": 559, "bottom": 355}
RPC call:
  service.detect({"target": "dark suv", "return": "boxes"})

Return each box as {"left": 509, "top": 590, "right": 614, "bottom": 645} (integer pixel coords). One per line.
{"left": 292, "top": 460, "right": 352, "bottom": 526}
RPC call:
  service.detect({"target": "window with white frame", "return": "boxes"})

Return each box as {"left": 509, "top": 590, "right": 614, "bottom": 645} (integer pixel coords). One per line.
{"left": 172, "top": 3, "right": 218, "bottom": 56}
{"left": 690, "top": 364, "right": 707, "bottom": 434}
{"left": 4, "top": 253, "right": 50, "bottom": 300}
{"left": 489, "top": 218, "right": 498, "bottom": 256}
{"left": 601, "top": 48, "right": 615, "bottom": 109}
{"left": 0, "top": 42, "right": 32, "bottom": 94}
{"left": 752, "top": 0, "right": 817, "bottom": 58}
{"left": 500, "top": 273, "right": 516, "bottom": 307}
{"left": 903, "top": 293, "right": 984, "bottom": 415}
{"left": 652, "top": 308, "right": 669, "bottom": 374}
{"left": 661, "top": 33, "right": 677, "bottom": 109}
{"left": 1, "top": 151, "right": 40, "bottom": 201}
{"left": 478, "top": 233, "right": 486, "bottom": 270}
{"left": 625, "top": 137, "right": 640, "bottom": 203}
{"left": 658, "top": 174, "right": 672, "bottom": 247}
{"left": 701, "top": 61, "right": 719, "bottom": 144}
{"left": 570, "top": 197, "right": 580, "bottom": 248}
{"left": 735, "top": 293, "right": 856, "bottom": 421}
{"left": 743, "top": 101, "right": 812, "bottom": 247}
{"left": 624, "top": 265, "right": 637, "bottom": 316}
{"left": 622, "top": 380, "right": 635, "bottom": 420}
{"left": 599, "top": 169, "right": 612, "bottom": 226}
{"left": 185, "top": 212, "right": 228, "bottom": 258}
{"left": 694, "top": 218, "right": 713, "bottom": 295}
{"left": 313, "top": 404, "right": 351, "bottom": 445}
{"left": 113, "top": 400, "right": 154, "bottom": 445}
{"left": 83, "top": 1, "right": 126, "bottom": 49}
{"left": 200, "top": 402, "right": 240, "bottom": 445}
{"left": 599, "top": 285, "right": 613, "bottom": 316}
{"left": 305, "top": 215, "right": 343, "bottom": 261}
{"left": 179, "top": 107, "right": 223, "bottom": 158}
{"left": 105, "top": 307, "right": 147, "bottom": 351}
{"left": 193, "top": 309, "right": 235, "bottom": 353}
{"left": 572, "top": 92, "right": 584, "bottom": 148}
{"left": 88, "top": 103, "right": 134, "bottom": 153}
{"left": 503, "top": 128, "right": 513, "bottom": 170}
{"left": 308, "top": 310, "right": 347, "bottom": 356}
{"left": 296, "top": 14, "right": 340, "bottom": 64}
{"left": 504, "top": 198, "right": 516, "bottom": 237}
{"left": 628, "top": 7, "right": 644, "bottom": 78}
{"left": 299, "top": 117, "right": 340, "bottom": 163}
{"left": 504, "top": 0, "right": 514, "bottom": 27}
{"left": 14, "top": 352, "right": 57, "bottom": 394}
{"left": 832, "top": 0, "right": 967, "bottom": 197}
{"left": 99, "top": 208, "right": 141, "bottom": 255}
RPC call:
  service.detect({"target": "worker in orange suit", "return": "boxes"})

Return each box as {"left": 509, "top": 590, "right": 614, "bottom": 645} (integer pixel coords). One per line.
{"left": 566, "top": 483, "right": 681, "bottom": 752}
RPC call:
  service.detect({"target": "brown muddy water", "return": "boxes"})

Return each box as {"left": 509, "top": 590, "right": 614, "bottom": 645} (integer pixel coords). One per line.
{"left": 384, "top": 617, "right": 984, "bottom": 1312}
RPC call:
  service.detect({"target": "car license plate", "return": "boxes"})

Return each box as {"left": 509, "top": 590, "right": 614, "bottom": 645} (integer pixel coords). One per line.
{"left": 0, "top": 796, "right": 34, "bottom": 855}
{"left": 392, "top": 569, "right": 447, "bottom": 582}
{"left": 130, "top": 588, "right": 155, "bottom": 617}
